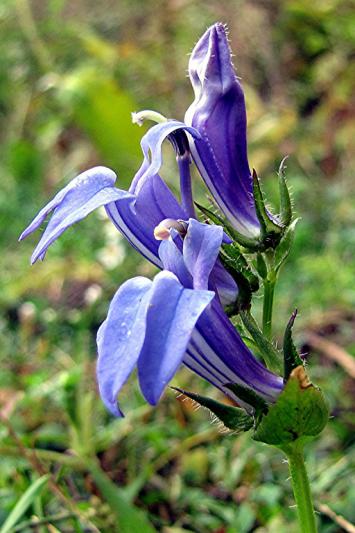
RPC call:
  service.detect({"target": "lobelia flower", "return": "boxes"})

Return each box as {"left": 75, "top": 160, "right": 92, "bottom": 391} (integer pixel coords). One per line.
{"left": 20, "top": 23, "right": 285, "bottom": 418}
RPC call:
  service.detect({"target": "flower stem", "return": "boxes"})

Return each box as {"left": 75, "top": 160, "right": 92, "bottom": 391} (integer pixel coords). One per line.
{"left": 262, "top": 273, "right": 276, "bottom": 340}
{"left": 283, "top": 443, "right": 318, "bottom": 533}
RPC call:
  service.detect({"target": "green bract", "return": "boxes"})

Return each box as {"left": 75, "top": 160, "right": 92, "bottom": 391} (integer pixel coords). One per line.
{"left": 253, "top": 367, "right": 329, "bottom": 447}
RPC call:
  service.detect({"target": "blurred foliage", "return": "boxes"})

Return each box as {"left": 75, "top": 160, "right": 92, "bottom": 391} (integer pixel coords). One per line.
{"left": 0, "top": 0, "right": 354, "bottom": 531}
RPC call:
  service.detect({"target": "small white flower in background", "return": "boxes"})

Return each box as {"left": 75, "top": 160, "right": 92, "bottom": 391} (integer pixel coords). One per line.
{"left": 97, "top": 218, "right": 126, "bottom": 270}
{"left": 84, "top": 284, "right": 103, "bottom": 306}
{"left": 18, "top": 302, "right": 36, "bottom": 324}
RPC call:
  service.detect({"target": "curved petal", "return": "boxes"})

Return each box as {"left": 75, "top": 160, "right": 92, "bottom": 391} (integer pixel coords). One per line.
{"left": 183, "top": 347, "right": 251, "bottom": 411}
{"left": 137, "top": 271, "right": 214, "bottom": 405}
{"left": 21, "top": 163, "right": 187, "bottom": 268}
{"left": 159, "top": 237, "right": 192, "bottom": 288}
{"left": 19, "top": 166, "right": 133, "bottom": 264}
{"left": 185, "top": 23, "right": 260, "bottom": 237}
{"left": 19, "top": 166, "right": 117, "bottom": 241}
{"left": 96, "top": 276, "right": 152, "bottom": 416}
{"left": 129, "top": 120, "right": 201, "bottom": 194}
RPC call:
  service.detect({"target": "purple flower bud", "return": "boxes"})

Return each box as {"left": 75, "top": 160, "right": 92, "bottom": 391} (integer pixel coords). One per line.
{"left": 185, "top": 23, "right": 260, "bottom": 238}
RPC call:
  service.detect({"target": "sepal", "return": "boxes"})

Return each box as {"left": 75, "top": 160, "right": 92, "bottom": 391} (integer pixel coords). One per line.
{"left": 274, "top": 218, "right": 299, "bottom": 272}
{"left": 253, "top": 366, "right": 328, "bottom": 446}
{"left": 278, "top": 157, "right": 293, "bottom": 227}
{"left": 283, "top": 310, "right": 303, "bottom": 380}
{"left": 173, "top": 387, "right": 253, "bottom": 432}
{"left": 195, "top": 202, "right": 260, "bottom": 251}
{"left": 225, "top": 382, "right": 268, "bottom": 424}
{"left": 254, "top": 253, "right": 268, "bottom": 279}
{"left": 252, "top": 170, "right": 283, "bottom": 245}
{"left": 220, "top": 244, "right": 259, "bottom": 312}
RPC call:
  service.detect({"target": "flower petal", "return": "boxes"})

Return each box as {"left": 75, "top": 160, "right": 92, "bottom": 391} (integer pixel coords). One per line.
{"left": 185, "top": 23, "right": 260, "bottom": 237}
{"left": 159, "top": 223, "right": 238, "bottom": 306}
{"left": 209, "top": 261, "right": 238, "bottom": 306}
{"left": 137, "top": 271, "right": 214, "bottom": 405}
{"left": 96, "top": 276, "right": 152, "bottom": 416}
{"left": 159, "top": 237, "right": 193, "bottom": 288}
{"left": 129, "top": 120, "right": 200, "bottom": 194}
{"left": 193, "top": 300, "right": 284, "bottom": 403}
{"left": 19, "top": 167, "right": 117, "bottom": 241}
{"left": 19, "top": 166, "right": 132, "bottom": 264}
{"left": 183, "top": 218, "right": 224, "bottom": 290}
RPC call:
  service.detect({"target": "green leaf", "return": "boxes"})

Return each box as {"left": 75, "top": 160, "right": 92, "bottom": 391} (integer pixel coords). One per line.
{"left": 253, "top": 366, "right": 329, "bottom": 446}
{"left": 283, "top": 310, "right": 303, "bottom": 380}
{"left": 61, "top": 368, "right": 81, "bottom": 429}
{"left": 222, "top": 243, "right": 259, "bottom": 291}
{"left": 173, "top": 387, "right": 253, "bottom": 432}
{"left": 0, "top": 475, "right": 50, "bottom": 533}
{"left": 88, "top": 461, "right": 156, "bottom": 533}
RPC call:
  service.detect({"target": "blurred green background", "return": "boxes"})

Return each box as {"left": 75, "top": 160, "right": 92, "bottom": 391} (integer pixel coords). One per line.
{"left": 0, "top": 0, "right": 354, "bottom": 531}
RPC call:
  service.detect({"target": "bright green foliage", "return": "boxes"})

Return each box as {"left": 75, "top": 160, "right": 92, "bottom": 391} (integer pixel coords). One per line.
{"left": 0, "top": 475, "right": 49, "bottom": 533}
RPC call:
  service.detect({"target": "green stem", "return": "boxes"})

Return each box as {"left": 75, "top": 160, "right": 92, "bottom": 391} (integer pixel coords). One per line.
{"left": 283, "top": 443, "right": 318, "bottom": 533}
{"left": 262, "top": 274, "right": 276, "bottom": 339}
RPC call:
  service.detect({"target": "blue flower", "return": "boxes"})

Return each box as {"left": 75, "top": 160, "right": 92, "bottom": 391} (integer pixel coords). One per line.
{"left": 20, "top": 23, "right": 285, "bottom": 417}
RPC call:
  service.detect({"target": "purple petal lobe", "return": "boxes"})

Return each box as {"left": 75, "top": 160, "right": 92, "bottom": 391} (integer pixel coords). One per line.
{"left": 209, "top": 261, "right": 238, "bottom": 306}
{"left": 19, "top": 167, "right": 116, "bottom": 241}
{"left": 137, "top": 271, "right": 214, "bottom": 405}
{"left": 185, "top": 23, "right": 260, "bottom": 237}
{"left": 20, "top": 166, "right": 132, "bottom": 264}
{"left": 183, "top": 219, "right": 224, "bottom": 290}
{"left": 159, "top": 223, "right": 237, "bottom": 306}
{"left": 159, "top": 238, "right": 193, "bottom": 288}
{"left": 96, "top": 277, "right": 152, "bottom": 416}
